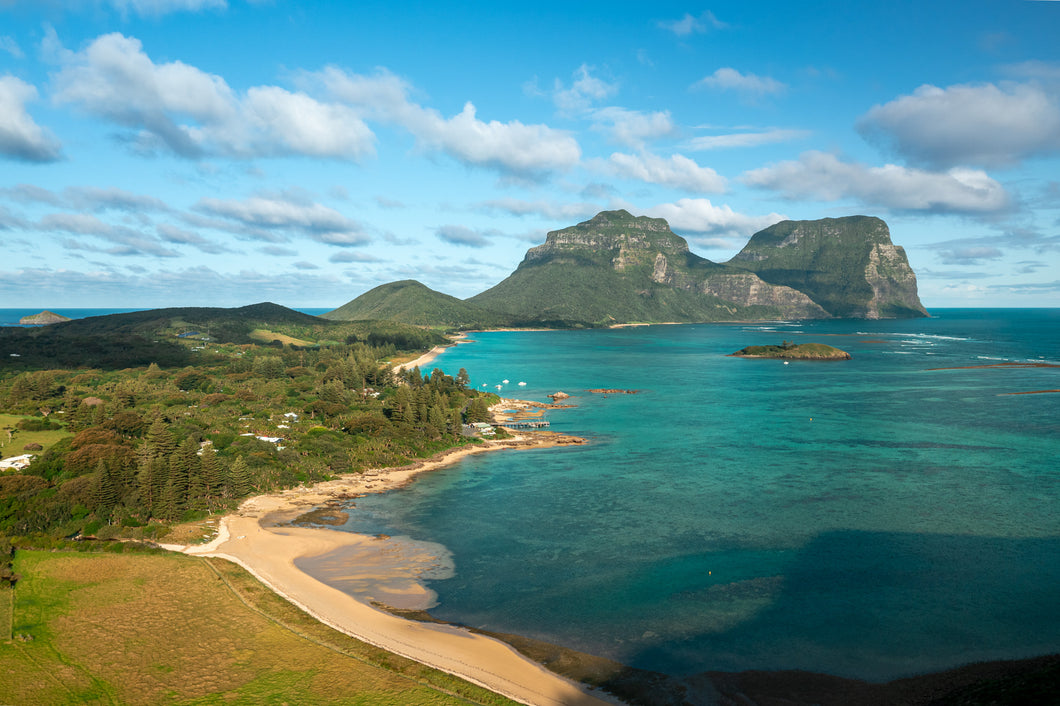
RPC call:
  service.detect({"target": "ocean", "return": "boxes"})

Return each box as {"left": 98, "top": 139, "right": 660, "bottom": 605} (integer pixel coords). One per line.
{"left": 7, "top": 305, "right": 1058, "bottom": 681}
{"left": 317, "top": 309, "right": 1060, "bottom": 681}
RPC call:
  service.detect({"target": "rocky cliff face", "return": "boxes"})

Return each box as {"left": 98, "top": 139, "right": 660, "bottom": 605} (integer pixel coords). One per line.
{"left": 467, "top": 210, "right": 927, "bottom": 325}
{"left": 728, "top": 216, "right": 927, "bottom": 318}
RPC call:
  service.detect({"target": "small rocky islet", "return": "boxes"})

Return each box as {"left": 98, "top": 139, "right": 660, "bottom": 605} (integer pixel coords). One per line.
{"left": 730, "top": 342, "right": 851, "bottom": 360}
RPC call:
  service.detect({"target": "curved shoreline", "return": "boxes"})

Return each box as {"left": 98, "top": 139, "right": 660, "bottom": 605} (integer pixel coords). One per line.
{"left": 166, "top": 421, "right": 614, "bottom": 706}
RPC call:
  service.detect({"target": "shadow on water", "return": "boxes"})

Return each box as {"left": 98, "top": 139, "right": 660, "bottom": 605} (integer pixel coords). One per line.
{"left": 627, "top": 529, "right": 1060, "bottom": 683}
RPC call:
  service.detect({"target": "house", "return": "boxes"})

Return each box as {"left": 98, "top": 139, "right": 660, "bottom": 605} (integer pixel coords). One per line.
{"left": 461, "top": 422, "right": 496, "bottom": 437}
{"left": 0, "top": 454, "right": 35, "bottom": 471}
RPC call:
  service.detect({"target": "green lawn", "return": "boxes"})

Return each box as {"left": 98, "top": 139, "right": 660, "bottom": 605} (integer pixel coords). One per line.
{"left": 1, "top": 550, "right": 519, "bottom": 705}
{"left": 0, "top": 413, "right": 72, "bottom": 460}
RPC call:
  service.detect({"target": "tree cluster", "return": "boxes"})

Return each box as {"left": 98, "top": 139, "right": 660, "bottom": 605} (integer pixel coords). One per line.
{"left": 0, "top": 337, "right": 494, "bottom": 543}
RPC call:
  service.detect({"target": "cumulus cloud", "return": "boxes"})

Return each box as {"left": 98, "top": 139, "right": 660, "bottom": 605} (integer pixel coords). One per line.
{"left": 686, "top": 128, "right": 810, "bottom": 150}
{"left": 591, "top": 107, "right": 675, "bottom": 148}
{"left": 51, "top": 32, "right": 375, "bottom": 160}
{"left": 658, "top": 11, "right": 728, "bottom": 36}
{"left": 608, "top": 152, "right": 726, "bottom": 193}
{"left": 693, "top": 68, "right": 787, "bottom": 96}
{"left": 435, "top": 225, "right": 493, "bottom": 248}
{"left": 644, "top": 198, "right": 786, "bottom": 237}
{"left": 857, "top": 82, "right": 1060, "bottom": 169}
{"left": 193, "top": 194, "right": 369, "bottom": 246}
{"left": 311, "top": 66, "right": 580, "bottom": 178}
{"left": 0, "top": 75, "right": 62, "bottom": 162}
{"left": 743, "top": 151, "right": 1010, "bottom": 213}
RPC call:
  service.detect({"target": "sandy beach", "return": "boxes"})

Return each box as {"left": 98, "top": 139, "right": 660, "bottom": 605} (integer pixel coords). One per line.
{"left": 394, "top": 333, "right": 469, "bottom": 372}
{"left": 166, "top": 410, "right": 615, "bottom": 706}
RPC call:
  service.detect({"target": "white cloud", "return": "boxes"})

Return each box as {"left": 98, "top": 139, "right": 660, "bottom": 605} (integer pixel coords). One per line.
{"left": 415, "top": 102, "right": 580, "bottom": 177}
{"left": 157, "top": 223, "right": 229, "bottom": 253}
{"left": 591, "top": 107, "right": 675, "bottom": 148}
{"left": 51, "top": 32, "right": 375, "bottom": 161}
{"left": 435, "top": 225, "right": 493, "bottom": 248}
{"left": 0, "top": 75, "right": 62, "bottom": 162}
{"left": 743, "top": 151, "right": 1010, "bottom": 213}
{"left": 194, "top": 194, "right": 369, "bottom": 246}
{"left": 658, "top": 11, "right": 728, "bottom": 36}
{"left": 644, "top": 198, "right": 786, "bottom": 237}
{"left": 693, "top": 68, "right": 787, "bottom": 96}
{"left": 38, "top": 212, "right": 180, "bottom": 257}
{"left": 608, "top": 152, "right": 726, "bottom": 193}
{"left": 553, "top": 64, "right": 618, "bottom": 115}
{"left": 686, "top": 128, "right": 810, "bottom": 150}
{"left": 857, "top": 82, "right": 1060, "bottom": 169}
{"left": 313, "top": 66, "right": 581, "bottom": 178}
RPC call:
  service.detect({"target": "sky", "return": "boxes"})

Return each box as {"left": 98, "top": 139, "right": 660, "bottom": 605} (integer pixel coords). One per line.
{"left": 1, "top": 0, "right": 1059, "bottom": 310}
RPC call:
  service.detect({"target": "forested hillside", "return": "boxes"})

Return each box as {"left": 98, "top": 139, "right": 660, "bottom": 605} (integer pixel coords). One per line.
{"left": 0, "top": 324, "right": 495, "bottom": 545}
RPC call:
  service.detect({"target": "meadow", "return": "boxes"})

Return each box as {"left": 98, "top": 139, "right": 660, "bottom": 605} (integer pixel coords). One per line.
{"left": 1, "top": 549, "right": 519, "bottom": 705}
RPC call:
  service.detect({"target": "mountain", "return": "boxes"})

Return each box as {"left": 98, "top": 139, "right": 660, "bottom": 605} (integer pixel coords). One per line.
{"left": 326, "top": 210, "right": 926, "bottom": 328}
{"left": 322, "top": 280, "right": 510, "bottom": 328}
{"left": 728, "top": 216, "right": 928, "bottom": 319}
{"left": 467, "top": 210, "right": 925, "bottom": 324}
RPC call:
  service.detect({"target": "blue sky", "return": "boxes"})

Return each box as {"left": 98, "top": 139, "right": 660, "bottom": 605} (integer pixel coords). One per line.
{"left": 1, "top": 0, "right": 1058, "bottom": 309}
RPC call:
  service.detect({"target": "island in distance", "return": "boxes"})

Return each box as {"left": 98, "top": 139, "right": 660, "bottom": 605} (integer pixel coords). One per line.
{"left": 730, "top": 342, "right": 852, "bottom": 360}
{"left": 325, "top": 210, "right": 928, "bottom": 328}
{"left": 19, "top": 310, "right": 72, "bottom": 325}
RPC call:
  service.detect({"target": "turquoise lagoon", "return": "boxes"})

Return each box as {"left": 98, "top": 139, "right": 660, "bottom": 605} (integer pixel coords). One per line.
{"left": 317, "top": 310, "right": 1060, "bottom": 681}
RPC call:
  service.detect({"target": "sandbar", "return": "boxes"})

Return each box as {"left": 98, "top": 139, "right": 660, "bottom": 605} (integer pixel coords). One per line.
{"left": 165, "top": 411, "right": 613, "bottom": 706}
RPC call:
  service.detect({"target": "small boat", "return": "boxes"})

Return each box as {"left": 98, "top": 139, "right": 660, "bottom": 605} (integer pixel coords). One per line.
{"left": 502, "top": 379, "right": 510, "bottom": 384}
{"left": 518, "top": 381, "right": 527, "bottom": 386}
{"left": 495, "top": 384, "right": 503, "bottom": 389}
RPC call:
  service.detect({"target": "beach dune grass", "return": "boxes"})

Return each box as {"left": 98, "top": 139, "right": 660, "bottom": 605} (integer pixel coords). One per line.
{"left": 2, "top": 550, "right": 520, "bottom": 705}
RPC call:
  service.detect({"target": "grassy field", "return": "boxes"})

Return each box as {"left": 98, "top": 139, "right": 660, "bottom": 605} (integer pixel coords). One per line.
{"left": 1, "top": 550, "right": 520, "bottom": 706}
{"left": 0, "top": 413, "right": 72, "bottom": 460}
{"left": 248, "top": 328, "right": 316, "bottom": 347}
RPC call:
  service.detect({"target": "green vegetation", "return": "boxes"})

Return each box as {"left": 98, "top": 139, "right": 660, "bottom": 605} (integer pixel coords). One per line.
{"left": 471, "top": 210, "right": 924, "bottom": 325}
{"left": 0, "top": 302, "right": 451, "bottom": 372}
{"left": 325, "top": 279, "right": 515, "bottom": 329}
{"left": 0, "top": 308, "right": 494, "bottom": 544}
{"left": 0, "top": 550, "right": 518, "bottom": 705}
{"left": 1, "top": 413, "right": 72, "bottom": 459}
{"left": 728, "top": 216, "right": 928, "bottom": 318}
{"left": 731, "top": 341, "right": 852, "bottom": 360}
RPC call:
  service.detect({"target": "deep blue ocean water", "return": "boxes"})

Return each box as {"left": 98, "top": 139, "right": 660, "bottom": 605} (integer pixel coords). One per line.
{"left": 326, "top": 309, "right": 1060, "bottom": 681}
